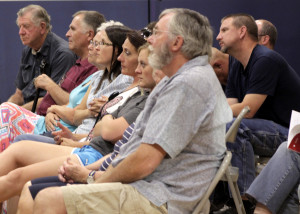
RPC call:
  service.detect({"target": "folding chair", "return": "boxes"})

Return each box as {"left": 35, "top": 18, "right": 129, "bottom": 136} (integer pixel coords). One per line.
{"left": 193, "top": 106, "right": 250, "bottom": 214}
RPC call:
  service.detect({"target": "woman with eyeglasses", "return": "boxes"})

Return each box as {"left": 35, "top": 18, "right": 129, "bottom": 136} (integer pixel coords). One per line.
{"left": 0, "top": 22, "right": 133, "bottom": 153}
{"left": 0, "top": 30, "right": 149, "bottom": 204}
{"left": 15, "top": 43, "right": 164, "bottom": 214}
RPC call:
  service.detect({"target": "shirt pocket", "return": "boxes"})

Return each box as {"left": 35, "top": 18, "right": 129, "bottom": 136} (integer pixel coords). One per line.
{"left": 20, "top": 64, "right": 34, "bottom": 84}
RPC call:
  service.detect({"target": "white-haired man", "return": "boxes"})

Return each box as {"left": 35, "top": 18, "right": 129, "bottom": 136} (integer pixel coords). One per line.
{"left": 32, "top": 8, "right": 232, "bottom": 213}
{"left": 8, "top": 4, "right": 76, "bottom": 110}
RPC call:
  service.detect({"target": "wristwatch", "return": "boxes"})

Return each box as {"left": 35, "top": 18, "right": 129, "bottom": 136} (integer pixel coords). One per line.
{"left": 87, "top": 170, "right": 96, "bottom": 184}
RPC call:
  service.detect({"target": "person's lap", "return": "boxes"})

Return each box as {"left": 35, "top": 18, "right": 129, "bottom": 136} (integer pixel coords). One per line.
{"left": 13, "top": 134, "right": 55, "bottom": 144}
{"left": 29, "top": 176, "right": 68, "bottom": 199}
{"left": 0, "top": 141, "right": 74, "bottom": 176}
{"left": 226, "top": 118, "right": 288, "bottom": 194}
{"left": 61, "top": 183, "right": 167, "bottom": 214}
{"left": 246, "top": 142, "right": 300, "bottom": 214}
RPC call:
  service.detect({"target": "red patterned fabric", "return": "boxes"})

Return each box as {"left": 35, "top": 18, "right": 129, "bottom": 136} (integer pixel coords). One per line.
{"left": 0, "top": 102, "right": 40, "bottom": 152}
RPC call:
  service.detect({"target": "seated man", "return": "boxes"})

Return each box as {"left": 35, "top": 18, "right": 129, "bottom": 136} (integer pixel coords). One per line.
{"left": 0, "top": 11, "right": 106, "bottom": 151}
{"left": 35, "top": 10, "right": 105, "bottom": 116}
{"left": 255, "top": 19, "right": 277, "bottom": 50}
{"left": 8, "top": 4, "right": 76, "bottom": 110}
{"left": 31, "top": 8, "right": 232, "bottom": 214}
{"left": 217, "top": 13, "right": 300, "bottom": 196}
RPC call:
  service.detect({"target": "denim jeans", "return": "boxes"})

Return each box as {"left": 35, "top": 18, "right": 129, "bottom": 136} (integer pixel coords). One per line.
{"left": 246, "top": 142, "right": 300, "bottom": 214}
{"left": 226, "top": 118, "right": 288, "bottom": 195}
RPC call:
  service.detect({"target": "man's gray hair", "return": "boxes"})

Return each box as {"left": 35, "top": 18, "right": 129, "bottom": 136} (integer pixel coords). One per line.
{"left": 159, "top": 8, "right": 213, "bottom": 59}
{"left": 17, "top": 4, "right": 52, "bottom": 31}
{"left": 73, "top": 10, "right": 105, "bottom": 34}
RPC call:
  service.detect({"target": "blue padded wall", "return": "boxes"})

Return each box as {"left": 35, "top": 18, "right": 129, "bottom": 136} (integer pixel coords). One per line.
{"left": 1, "top": 0, "right": 300, "bottom": 102}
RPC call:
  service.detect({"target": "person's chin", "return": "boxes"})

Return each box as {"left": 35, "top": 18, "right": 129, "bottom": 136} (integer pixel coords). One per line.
{"left": 21, "top": 40, "right": 28, "bottom": 45}
{"left": 220, "top": 46, "right": 228, "bottom": 53}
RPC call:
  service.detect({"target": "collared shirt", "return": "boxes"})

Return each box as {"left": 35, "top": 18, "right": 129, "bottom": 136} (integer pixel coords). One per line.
{"left": 112, "top": 56, "right": 232, "bottom": 213}
{"left": 37, "top": 58, "right": 98, "bottom": 116}
{"left": 16, "top": 32, "right": 76, "bottom": 103}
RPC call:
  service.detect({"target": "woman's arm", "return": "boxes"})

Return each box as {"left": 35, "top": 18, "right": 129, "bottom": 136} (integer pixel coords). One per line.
{"left": 72, "top": 85, "right": 94, "bottom": 126}
{"left": 47, "top": 105, "right": 74, "bottom": 126}
{"left": 93, "top": 115, "right": 129, "bottom": 143}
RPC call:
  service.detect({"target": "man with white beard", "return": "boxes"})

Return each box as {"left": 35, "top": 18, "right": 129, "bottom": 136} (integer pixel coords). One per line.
{"left": 31, "top": 8, "right": 232, "bottom": 214}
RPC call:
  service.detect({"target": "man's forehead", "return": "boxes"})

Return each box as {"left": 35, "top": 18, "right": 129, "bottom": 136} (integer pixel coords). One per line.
{"left": 220, "top": 18, "right": 234, "bottom": 30}
{"left": 156, "top": 13, "right": 174, "bottom": 30}
{"left": 221, "top": 17, "right": 233, "bottom": 26}
{"left": 18, "top": 12, "right": 33, "bottom": 22}
{"left": 70, "top": 15, "right": 82, "bottom": 28}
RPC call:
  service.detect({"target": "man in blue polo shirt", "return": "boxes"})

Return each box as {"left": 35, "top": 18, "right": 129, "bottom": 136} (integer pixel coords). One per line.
{"left": 217, "top": 13, "right": 300, "bottom": 196}
{"left": 7, "top": 4, "right": 76, "bottom": 110}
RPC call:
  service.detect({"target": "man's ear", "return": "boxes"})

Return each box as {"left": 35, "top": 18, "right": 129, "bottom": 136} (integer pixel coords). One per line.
{"left": 171, "top": 36, "right": 184, "bottom": 52}
{"left": 261, "top": 35, "right": 270, "bottom": 45}
{"left": 239, "top": 26, "right": 247, "bottom": 39}
{"left": 40, "top": 22, "right": 47, "bottom": 34}
{"left": 87, "top": 30, "right": 95, "bottom": 41}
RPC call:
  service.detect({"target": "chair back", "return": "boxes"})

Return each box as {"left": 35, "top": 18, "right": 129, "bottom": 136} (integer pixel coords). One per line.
{"left": 226, "top": 106, "right": 250, "bottom": 143}
{"left": 192, "top": 106, "right": 250, "bottom": 214}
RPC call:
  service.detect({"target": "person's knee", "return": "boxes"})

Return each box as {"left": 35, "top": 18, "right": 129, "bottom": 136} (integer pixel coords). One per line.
{"left": 18, "top": 181, "right": 33, "bottom": 210}
{"left": 7, "top": 168, "right": 25, "bottom": 187}
{"left": 34, "top": 187, "right": 66, "bottom": 214}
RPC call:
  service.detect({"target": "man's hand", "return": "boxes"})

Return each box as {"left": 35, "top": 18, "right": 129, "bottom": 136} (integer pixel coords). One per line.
{"left": 88, "top": 96, "right": 108, "bottom": 117}
{"left": 34, "top": 74, "right": 55, "bottom": 90}
{"left": 45, "top": 112, "right": 60, "bottom": 131}
{"left": 58, "top": 157, "right": 91, "bottom": 183}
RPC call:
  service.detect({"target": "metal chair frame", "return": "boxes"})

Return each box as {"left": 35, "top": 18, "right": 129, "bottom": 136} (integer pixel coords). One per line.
{"left": 192, "top": 106, "right": 250, "bottom": 214}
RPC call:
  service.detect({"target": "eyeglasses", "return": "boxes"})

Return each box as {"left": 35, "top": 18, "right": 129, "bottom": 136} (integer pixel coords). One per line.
{"left": 152, "top": 28, "right": 170, "bottom": 36}
{"left": 140, "top": 27, "right": 152, "bottom": 39}
{"left": 90, "top": 40, "right": 113, "bottom": 47}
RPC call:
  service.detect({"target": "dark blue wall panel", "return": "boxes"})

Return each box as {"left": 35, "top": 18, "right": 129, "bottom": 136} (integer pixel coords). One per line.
{"left": 1, "top": 0, "right": 300, "bottom": 102}
{"left": 0, "top": 0, "right": 149, "bottom": 102}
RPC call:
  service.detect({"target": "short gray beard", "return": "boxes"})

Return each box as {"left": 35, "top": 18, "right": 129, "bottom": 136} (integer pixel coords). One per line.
{"left": 148, "top": 43, "right": 173, "bottom": 70}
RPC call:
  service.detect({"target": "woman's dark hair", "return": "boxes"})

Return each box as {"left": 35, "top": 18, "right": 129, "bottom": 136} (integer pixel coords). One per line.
{"left": 126, "top": 30, "right": 147, "bottom": 51}
{"left": 95, "top": 25, "right": 131, "bottom": 93}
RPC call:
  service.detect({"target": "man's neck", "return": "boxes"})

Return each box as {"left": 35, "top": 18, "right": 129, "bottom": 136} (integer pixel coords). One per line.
{"left": 32, "top": 32, "right": 48, "bottom": 52}
{"left": 162, "top": 54, "right": 189, "bottom": 78}
{"left": 231, "top": 42, "right": 257, "bottom": 69}
{"left": 77, "top": 49, "right": 89, "bottom": 60}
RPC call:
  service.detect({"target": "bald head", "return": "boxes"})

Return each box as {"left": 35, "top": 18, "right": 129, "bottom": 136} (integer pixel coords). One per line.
{"left": 210, "top": 47, "right": 229, "bottom": 86}
{"left": 256, "top": 19, "right": 277, "bottom": 50}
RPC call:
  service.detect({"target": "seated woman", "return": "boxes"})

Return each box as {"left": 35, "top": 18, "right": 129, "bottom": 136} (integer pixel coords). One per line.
{"left": 245, "top": 141, "right": 300, "bottom": 214}
{"left": 0, "top": 30, "right": 148, "bottom": 203}
{"left": 0, "top": 22, "right": 132, "bottom": 151}
{"left": 17, "top": 42, "right": 166, "bottom": 214}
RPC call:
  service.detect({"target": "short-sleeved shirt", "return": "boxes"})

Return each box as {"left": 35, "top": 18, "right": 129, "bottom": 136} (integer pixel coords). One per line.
{"left": 16, "top": 32, "right": 76, "bottom": 104}
{"left": 90, "top": 90, "right": 149, "bottom": 155}
{"left": 34, "top": 71, "right": 100, "bottom": 134}
{"left": 226, "top": 45, "right": 300, "bottom": 127}
{"left": 111, "top": 56, "right": 232, "bottom": 213}
{"left": 74, "top": 74, "right": 133, "bottom": 134}
{"left": 37, "top": 58, "right": 98, "bottom": 116}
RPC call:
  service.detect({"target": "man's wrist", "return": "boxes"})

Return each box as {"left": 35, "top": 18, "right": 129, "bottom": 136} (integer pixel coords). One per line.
{"left": 86, "top": 170, "right": 96, "bottom": 184}
{"left": 45, "top": 81, "right": 57, "bottom": 91}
